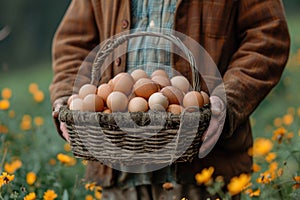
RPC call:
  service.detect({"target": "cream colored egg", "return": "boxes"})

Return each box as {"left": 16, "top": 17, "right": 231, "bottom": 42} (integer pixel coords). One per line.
{"left": 148, "top": 92, "right": 169, "bottom": 111}
{"left": 78, "top": 84, "right": 97, "bottom": 99}
{"left": 170, "top": 76, "right": 191, "bottom": 94}
{"left": 97, "top": 83, "right": 113, "bottom": 102}
{"left": 82, "top": 94, "right": 104, "bottom": 112}
{"left": 128, "top": 97, "right": 149, "bottom": 112}
{"left": 151, "top": 75, "right": 171, "bottom": 89}
{"left": 69, "top": 98, "right": 83, "bottom": 111}
{"left": 106, "top": 91, "right": 128, "bottom": 112}
{"left": 160, "top": 86, "right": 184, "bottom": 105}
{"left": 134, "top": 78, "right": 159, "bottom": 99}
{"left": 113, "top": 72, "right": 135, "bottom": 95}
{"left": 131, "top": 69, "right": 148, "bottom": 82}
{"left": 151, "top": 69, "right": 169, "bottom": 78}
{"left": 103, "top": 108, "right": 112, "bottom": 114}
{"left": 67, "top": 94, "right": 80, "bottom": 106}
{"left": 183, "top": 91, "right": 204, "bottom": 108}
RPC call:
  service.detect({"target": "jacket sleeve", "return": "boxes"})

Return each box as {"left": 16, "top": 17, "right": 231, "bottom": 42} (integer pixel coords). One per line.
{"left": 49, "top": 0, "right": 99, "bottom": 105}
{"left": 220, "top": 0, "right": 290, "bottom": 141}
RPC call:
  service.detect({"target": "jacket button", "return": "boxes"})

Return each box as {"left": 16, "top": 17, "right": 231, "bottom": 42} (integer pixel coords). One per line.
{"left": 115, "top": 58, "right": 121, "bottom": 66}
{"left": 121, "top": 19, "right": 129, "bottom": 29}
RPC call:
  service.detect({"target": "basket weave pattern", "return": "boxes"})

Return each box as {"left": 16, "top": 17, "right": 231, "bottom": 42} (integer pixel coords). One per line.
{"left": 58, "top": 31, "right": 212, "bottom": 165}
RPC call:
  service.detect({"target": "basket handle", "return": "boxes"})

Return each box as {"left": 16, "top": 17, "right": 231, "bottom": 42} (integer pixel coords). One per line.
{"left": 91, "top": 31, "right": 201, "bottom": 91}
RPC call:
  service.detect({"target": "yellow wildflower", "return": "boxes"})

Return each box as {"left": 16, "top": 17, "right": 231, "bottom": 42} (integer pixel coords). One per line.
{"left": 273, "top": 117, "right": 282, "bottom": 127}
{"left": 287, "top": 132, "right": 294, "bottom": 140}
{"left": 282, "top": 114, "right": 293, "bottom": 126}
{"left": 85, "top": 182, "right": 97, "bottom": 191}
{"left": 297, "top": 107, "right": 300, "bottom": 117}
{"left": 245, "top": 188, "right": 260, "bottom": 197}
{"left": 95, "top": 186, "right": 103, "bottom": 200}
{"left": 293, "top": 176, "right": 300, "bottom": 190}
{"left": 26, "top": 172, "right": 37, "bottom": 185}
{"left": 265, "top": 152, "right": 276, "bottom": 163}
{"left": 20, "top": 115, "right": 32, "bottom": 131}
{"left": 0, "top": 99, "right": 10, "bottom": 110}
{"left": 0, "top": 172, "right": 15, "bottom": 187}
{"left": 227, "top": 173, "right": 251, "bottom": 196}
{"left": 49, "top": 159, "right": 56, "bottom": 166}
{"left": 43, "top": 189, "right": 57, "bottom": 200}
{"left": 4, "top": 159, "right": 22, "bottom": 174}
{"left": 181, "top": 198, "right": 188, "bottom": 200}
{"left": 252, "top": 138, "right": 273, "bottom": 156}
{"left": 195, "top": 167, "right": 214, "bottom": 185}
{"left": 252, "top": 163, "right": 261, "bottom": 172}
{"left": 34, "top": 116, "right": 44, "bottom": 126}
{"left": 24, "top": 192, "right": 37, "bottom": 200}
{"left": 64, "top": 143, "right": 72, "bottom": 152}
{"left": 256, "top": 171, "right": 273, "bottom": 184}
{"left": 57, "top": 153, "right": 76, "bottom": 166}
{"left": 33, "top": 90, "right": 44, "bottom": 103}
{"left": 272, "top": 127, "right": 287, "bottom": 143}
{"left": 8, "top": 110, "right": 15, "bottom": 118}
{"left": 0, "top": 125, "right": 8, "bottom": 134}
{"left": 29, "top": 83, "right": 39, "bottom": 94}
{"left": 85, "top": 195, "right": 94, "bottom": 200}
{"left": 1, "top": 88, "right": 12, "bottom": 99}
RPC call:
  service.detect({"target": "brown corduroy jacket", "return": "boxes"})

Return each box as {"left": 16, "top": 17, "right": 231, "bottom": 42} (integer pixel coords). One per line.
{"left": 50, "top": 0, "right": 290, "bottom": 186}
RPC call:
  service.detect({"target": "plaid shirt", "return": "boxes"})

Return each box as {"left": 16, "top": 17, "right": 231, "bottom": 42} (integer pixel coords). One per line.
{"left": 126, "top": 0, "right": 177, "bottom": 77}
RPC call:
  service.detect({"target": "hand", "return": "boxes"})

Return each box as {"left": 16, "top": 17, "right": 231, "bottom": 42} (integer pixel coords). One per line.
{"left": 52, "top": 97, "right": 70, "bottom": 142}
{"left": 198, "top": 96, "right": 226, "bottom": 158}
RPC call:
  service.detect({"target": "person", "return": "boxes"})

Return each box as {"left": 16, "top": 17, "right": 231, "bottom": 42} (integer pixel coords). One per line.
{"left": 50, "top": 0, "right": 290, "bottom": 199}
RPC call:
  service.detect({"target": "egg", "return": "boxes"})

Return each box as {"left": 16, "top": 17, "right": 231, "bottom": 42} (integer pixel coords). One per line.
{"left": 148, "top": 92, "right": 169, "bottom": 111}
{"left": 128, "top": 97, "right": 149, "bottom": 112}
{"left": 97, "top": 83, "right": 113, "bottom": 103}
{"left": 170, "top": 76, "right": 191, "bottom": 94}
{"left": 151, "top": 69, "right": 169, "bottom": 78}
{"left": 82, "top": 94, "right": 104, "bottom": 112}
{"left": 131, "top": 69, "right": 148, "bottom": 82}
{"left": 106, "top": 91, "right": 128, "bottom": 112}
{"left": 183, "top": 91, "right": 204, "bottom": 108}
{"left": 160, "top": 86, "right": 184, "bottom": 105}
{"left": 103, "top": 108, "right": 112, "bottom": 114}
{"left": 112, "top": 72, "right": 135, "bottom": 95}
{"left": 201, "top": 91, "right": 210, "bottom": 105}
{"left": 167, "top": 104, "right": 184, "bottom": 115}
{"left": 78, "top": 84, "right": 97, "bottom": 99}
{"left": 67, "top": 94, "right": 80, "bottom": 106}
{"left": 151, "top": 75, "right": 171, "bottom": 89}
{"left": 69, "top": 98, "right": 83, "bottom": 111}
{"left": 134, "top": 78, "right": 159, "bottom": 99}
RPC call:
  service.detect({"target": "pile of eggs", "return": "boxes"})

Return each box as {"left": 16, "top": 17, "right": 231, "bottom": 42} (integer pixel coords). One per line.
{"left": 68, "top": 69, "right": 209, "bottom": 114}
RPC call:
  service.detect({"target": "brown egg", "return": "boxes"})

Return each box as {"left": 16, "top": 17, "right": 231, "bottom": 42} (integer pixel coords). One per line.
{"left": 131, "top": 69, "right": 148, "bottom": 82}
{"left": 134, "top": 78, "right": 159, "bottom": 99}
{"left": 97, "top": 83, "right": 113, "bottom": 103}
{"left": 151, "top": 69, "right": 169, "bottom": 78}
{"left": 106, "top": 91, "right": 128, "bottom": 112}
{"left": 160, "top": 86, "right": 184, "bottom": 105}
{"left": 201, "top": 91, "right": 210, "bottom": 105}
{"left": 78, "top": 84, "right": 97, "bottom": 99}
{"left": 148, "top": 92, "right": 169, "bottom": 111}
{"left": 128, "top": 97, "right": 149, "bottom": 112}
{"left": 151, "top": 75, "right": 171, "bottom": 89}
{"left": 67, "top": 94, "right": 80, "bottom": 106}
{"left": 183, "top": 91, "right": 204, "bottom": 108}
{"left": 69, "top": 98, "right": 83, "bottom": 111}
{"left": 103, "top": 108, "right": 112, "bottom": 114}
{"left": 167, "top": 104, "right": 184, "bottom": 115}
{"left": 170, "top": 76, "right": 191, "bottom": 94}
{"left": 82, "top": 94, "right": 104, "bottom": 112}
{"left": 113, "top": 72, "right": 135, "bottom": 95}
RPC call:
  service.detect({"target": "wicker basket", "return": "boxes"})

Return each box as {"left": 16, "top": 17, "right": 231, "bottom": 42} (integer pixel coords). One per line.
{"left": 58, "top": 31, "right": 211, "bottom": 165}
